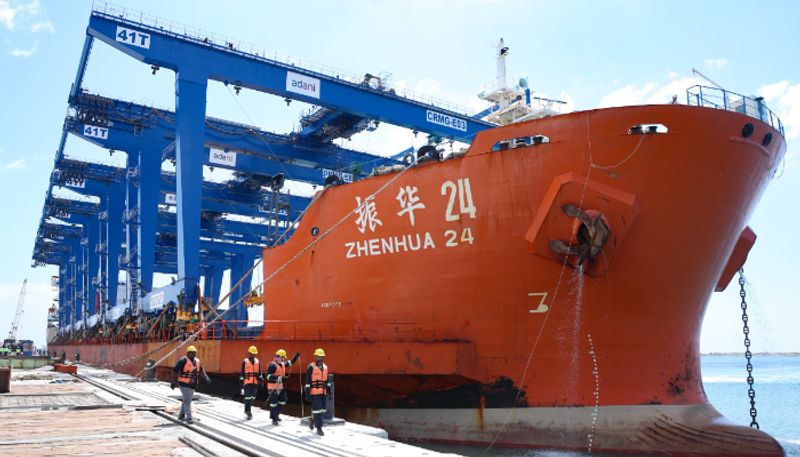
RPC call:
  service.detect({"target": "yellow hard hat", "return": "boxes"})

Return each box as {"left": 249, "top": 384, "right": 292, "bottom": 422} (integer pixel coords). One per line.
{"left": 186, "top": 345, "right": 197, "bottom": 353}
{"left": 248, "top": 346, "right": 258, "bottom": 355}
{"left": 314, "top": 348, "right": 325, "bottom": 357}
{"left": 275, "top": 349, "right": 287, "bottom": 358}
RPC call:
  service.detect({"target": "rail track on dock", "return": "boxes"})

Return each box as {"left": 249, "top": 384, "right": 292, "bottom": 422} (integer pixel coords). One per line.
{"left": 75, "top": 372, "right": 388, "bottom": 457}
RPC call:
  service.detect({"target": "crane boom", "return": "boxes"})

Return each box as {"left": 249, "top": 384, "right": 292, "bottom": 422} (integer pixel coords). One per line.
{"left": 7, "top": 279, "right": 27, "bottom": 342}
{"left": 691, "top": 67, "right": 725, "bottom": 91}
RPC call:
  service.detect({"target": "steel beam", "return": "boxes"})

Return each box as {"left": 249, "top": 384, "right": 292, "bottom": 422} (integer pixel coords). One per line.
{"left": 87, "top": 11, "right": 493, "bottom": 141}
{"left": 174, "top": 70, "right": 208, "bottom": 306}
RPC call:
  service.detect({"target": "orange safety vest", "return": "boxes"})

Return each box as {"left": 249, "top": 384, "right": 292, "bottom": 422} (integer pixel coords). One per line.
{"left": 267, "top": 361, "right": 286, "bottom": 391}
{"left": 243, "top": 358, "right": 261, "bottom": 385}
{"left": 177, "top": 356, "right": 201, "bottom": 385}
{"left": 309, "top": 363, "right": 329, "bottom": 395}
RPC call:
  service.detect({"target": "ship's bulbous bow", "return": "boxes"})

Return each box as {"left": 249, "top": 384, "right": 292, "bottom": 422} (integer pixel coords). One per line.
{"left": 350, "top": 403, "right": 784, "bottom": 456}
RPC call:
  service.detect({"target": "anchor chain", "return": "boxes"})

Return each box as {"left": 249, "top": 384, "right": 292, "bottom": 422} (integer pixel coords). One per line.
{"left": 738, "top": 268, "right": 759, "bottom": 429}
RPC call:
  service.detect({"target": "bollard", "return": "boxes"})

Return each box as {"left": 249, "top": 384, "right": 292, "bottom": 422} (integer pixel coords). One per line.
{"left": 143, "top": 359, "right": 156, "bottom": 381}
{"left": 323, "top": 373, "right": 335, "bottom": 421}
{"left": 0, "top": 366, "right": 11, "bottom": 393}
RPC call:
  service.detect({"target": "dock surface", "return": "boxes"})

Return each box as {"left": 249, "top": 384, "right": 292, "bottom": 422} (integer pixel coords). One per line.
{"left": 1, "top": 365, "right": 454, "bottom": 457}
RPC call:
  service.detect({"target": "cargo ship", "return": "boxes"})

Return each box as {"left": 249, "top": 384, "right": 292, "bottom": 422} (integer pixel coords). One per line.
{"left": 46, "top": 21, "right": 787, "bottom": 456}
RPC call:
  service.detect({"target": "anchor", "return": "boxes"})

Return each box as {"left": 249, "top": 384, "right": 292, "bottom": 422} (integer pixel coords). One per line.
{"left": 549, "top": 204, "right": 610, "bottom": 266}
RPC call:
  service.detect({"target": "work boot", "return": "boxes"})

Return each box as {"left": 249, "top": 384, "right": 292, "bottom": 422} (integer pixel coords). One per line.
{"left": 185, "top": 419, "right": 194, "bottom": 425}
{"left": 246, "top": 412, "right": 253, "bottom": 420}
{"left": 316, "top": 427, "right": 324, "bottom": 436}
{"left": 177, "top": 414, "right": 185, "bottom": 421}
{"left": 276, "top": 417, "right": 282, "bottom": 422}
{"left": 309, "top": 418, "right": 314, "bottom": 430}
{"left": 272, "top": 419, "right": 279, "bottom": 426}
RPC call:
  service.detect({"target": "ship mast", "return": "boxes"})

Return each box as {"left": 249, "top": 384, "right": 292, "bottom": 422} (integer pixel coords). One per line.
{"left": 496, "top": 38, "right": 509, "bottom": 90}
{"left": 477, "top": 39, "right": 566, "bottom": 125}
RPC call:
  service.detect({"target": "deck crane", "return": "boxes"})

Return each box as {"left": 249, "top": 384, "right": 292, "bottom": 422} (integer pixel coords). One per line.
{"left": 4, "top": 279, "right": 27, "bottom": 348}
{"left": 692, "top": 67, "right": 726, "bottom": 91}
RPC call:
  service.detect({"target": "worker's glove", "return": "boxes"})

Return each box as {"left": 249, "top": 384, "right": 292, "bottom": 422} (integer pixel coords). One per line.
{"left": 326, "top": 382, "right": 332, "bottom": 393}
{"left": 204, "top": 375, "right": 212, "bottom": 384}
{"left": 170, "top": 382, "right": 176, "bottom": 390}
{"left": 240, "top": 388, "right": 244, "bottom": 396}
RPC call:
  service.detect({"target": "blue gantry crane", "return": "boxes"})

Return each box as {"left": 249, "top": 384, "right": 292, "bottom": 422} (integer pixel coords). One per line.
{"left": 34, "top": 2, "right": 495, "bottom": 338}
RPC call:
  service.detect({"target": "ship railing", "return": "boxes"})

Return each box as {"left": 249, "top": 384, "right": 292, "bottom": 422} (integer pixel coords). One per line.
{"left": 530, "top": 96, "right": 568, "bottom": 115}
{"left": 69, "top": 319, "right": 265, "bottom": 344}
{"left": 197, "top": 320, "right": 264, "bottom": 341}
{"left": 686, "top": 85, "right": 784, "bottom": 136}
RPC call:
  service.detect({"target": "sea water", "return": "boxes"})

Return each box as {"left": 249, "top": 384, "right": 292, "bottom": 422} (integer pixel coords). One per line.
{"left": 702, "top": 355, "right": 800, "bottom": 456}
{"left": 422, "top": 355, "right": 800, "bottom": 456}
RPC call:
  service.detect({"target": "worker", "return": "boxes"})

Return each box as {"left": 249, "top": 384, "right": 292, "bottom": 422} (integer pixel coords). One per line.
{"left": 305, "top": 348, "right": 331, "bottom": 435}
{"left": 266, "top": 348, "right": 300, "bottom": 425}
{"left": 159, "top": 305, "right": 170, "bottom": 340}
{"left": 171, "top": 345, "right": 211, "bottom": 424}
{"left": 165, "top": 302, "right": 176, "bottom": 339}
{"left": 123, "top": 320, "right": 136, "bottom": 341}
{"left": 187, "top": 312, "right": 196, "bottom": 334}
{"left": 239, "top": 345, "right": 263, "bottom": 420}
{"left": 168, "top": 309, "right": 176, "bottom": 339}
{"left": 176, "top": 305, "right": 189, "bottom": 339}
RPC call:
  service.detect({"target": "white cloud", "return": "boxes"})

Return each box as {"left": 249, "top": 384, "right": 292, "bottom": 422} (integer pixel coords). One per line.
{"left": 705, "top": 57, "right": 728, "bottom": 69}
{"left": 598, "top": 75, "right": 705, "bottom": 108}
{"left": 0, "top": 0, "right": 39, "bottom": 31}
{"left": 9, "top": 41, "right": 36, "bottom": 57}
{"left": 558, "top": 91, "right": 575, "bottom": 113}
{"left": 30, "top": 19, "right": 52, "bottom": 33}
{"left": 0, "top": 0, "right": 15, "bottom": 30}
{"left": 598, "top": 82, "right": 656, "bottom": 108}
{"left": 1, "top": 158, "right": 25, "bottom": 170}
{"left": 413, "top": 78, "right": 442, "bottom": 95}
{"left": 18, "top": 0, "right": 37, "bottom": 15}
{"left": 758, "top": 80, "right": 800, "bottom": 140}
{"left": 758, "top": 80, "right": 800, "bottom": 170}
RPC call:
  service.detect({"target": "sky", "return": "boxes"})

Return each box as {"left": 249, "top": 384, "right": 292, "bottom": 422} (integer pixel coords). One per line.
{"left": 0, "top": 0, "right": 797, "bottom": 352}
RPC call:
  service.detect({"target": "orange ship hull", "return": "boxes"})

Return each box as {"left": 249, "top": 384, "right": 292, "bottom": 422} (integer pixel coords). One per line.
{"left": 53, "top": 104, "right": 786, "bottom": 455}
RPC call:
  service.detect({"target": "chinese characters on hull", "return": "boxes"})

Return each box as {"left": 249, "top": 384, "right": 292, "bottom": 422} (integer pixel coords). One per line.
{"left": 346, "top": 178, "right": 477, "bottom": 258}
{"left": 396, "top": 186, "right": 426, "bottom": 226}
{"left": 354, "top": 196, "right": 383, "bottom": 234}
